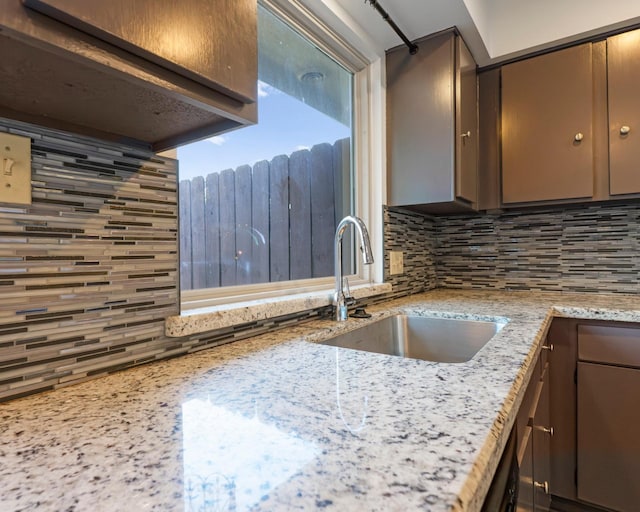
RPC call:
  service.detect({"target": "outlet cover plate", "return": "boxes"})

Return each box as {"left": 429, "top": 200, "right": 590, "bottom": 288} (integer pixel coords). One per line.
{"left": 0, "top": 132, "right": 31, "bottom": 205}
{"left": 389, "top": 251, "right": 404, "bottom": 275}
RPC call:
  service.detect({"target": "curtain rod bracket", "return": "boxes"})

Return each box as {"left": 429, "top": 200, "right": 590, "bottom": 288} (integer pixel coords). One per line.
{"left": 365, "top": 0, "right": 418, "bottom": 55}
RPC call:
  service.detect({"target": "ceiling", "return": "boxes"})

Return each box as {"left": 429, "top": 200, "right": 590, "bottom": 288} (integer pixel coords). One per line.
{"left": 305, "top": 0, "right": 640, "bottom": 66}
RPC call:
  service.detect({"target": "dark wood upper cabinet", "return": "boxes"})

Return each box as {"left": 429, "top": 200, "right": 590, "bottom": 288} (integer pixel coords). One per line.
{"left": 387, "top": 31, "right": 478, "bottom": 214}
{"left": 608, "top": 28, "right": 640, "bottom": 196}
{"left": 22, "top": 0, "right": 256, "bottom": 104}
{"left": 0, "top": 0, "right": 257, "bottom": 151}
{"left": 501, "top": 44, "right": 594, "bottom": 204}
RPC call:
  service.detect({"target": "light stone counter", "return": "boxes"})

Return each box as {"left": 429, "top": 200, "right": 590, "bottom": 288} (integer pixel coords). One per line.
{"left": 2, "top": 289, "right": 640, "bottom": 512}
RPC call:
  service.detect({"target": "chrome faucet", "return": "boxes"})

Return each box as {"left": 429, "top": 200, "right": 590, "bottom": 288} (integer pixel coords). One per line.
{"left": 334, "top": 216, "right": 374, "bottom": 321}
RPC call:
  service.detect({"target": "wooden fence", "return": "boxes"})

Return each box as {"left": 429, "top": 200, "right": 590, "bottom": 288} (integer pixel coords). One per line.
{"left": 179, "top": 138, "right": 351, "bottom": 290}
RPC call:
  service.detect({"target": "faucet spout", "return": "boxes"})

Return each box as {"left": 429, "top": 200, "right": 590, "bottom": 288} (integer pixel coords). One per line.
{"left": 334, "top": 216, "right": 374, "bottom": 321}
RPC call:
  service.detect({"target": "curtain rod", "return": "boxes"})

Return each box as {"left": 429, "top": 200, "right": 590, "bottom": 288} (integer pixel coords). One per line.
{"left": 365, "top": 0, "right": 418, "bottom": 55}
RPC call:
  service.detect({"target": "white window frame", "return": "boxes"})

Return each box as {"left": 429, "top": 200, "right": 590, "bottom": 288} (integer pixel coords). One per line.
{"left": 180, "top": 0, "right": 385, "bottom": 312}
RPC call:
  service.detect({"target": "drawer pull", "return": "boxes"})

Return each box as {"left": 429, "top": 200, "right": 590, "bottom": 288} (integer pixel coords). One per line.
{"left": 574, "top": 132, "right": 584, "bottom": 142}
{"left": 535, "top": 481, "right": 550, "bottom": 494}
{"left": 620, "top": 125, "right": 631, "bottom": 135}
{"left": 542, "top": 344, "right": 554, "bottom": 352}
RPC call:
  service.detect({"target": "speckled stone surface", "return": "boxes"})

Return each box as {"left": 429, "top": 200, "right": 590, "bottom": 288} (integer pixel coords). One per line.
{"left": 166, "top": 283, "right": 392, "bottom": 337}
{"left": 3, "top": 289, "right": 640, "bottom": 512}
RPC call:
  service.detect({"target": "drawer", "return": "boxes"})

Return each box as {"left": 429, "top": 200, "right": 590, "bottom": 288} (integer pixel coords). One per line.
{"left": 578, "top": 324, "right": 640, "bottom": 368}
{"left": 539, "top": 339, "right": 550, "bottom": 375}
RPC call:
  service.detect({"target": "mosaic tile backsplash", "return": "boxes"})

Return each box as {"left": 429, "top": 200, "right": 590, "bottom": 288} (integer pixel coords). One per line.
{"left": 0, "top": 119, "right": 179, "bottom": 401}
{"left": 383, "top": 207, "right": 437, "bottom": 296}
{"left": 436, "top": 205, "right": 640, "bottom": 294}
{"left": 0, "top": 119, "right": 329, "bottom": 402}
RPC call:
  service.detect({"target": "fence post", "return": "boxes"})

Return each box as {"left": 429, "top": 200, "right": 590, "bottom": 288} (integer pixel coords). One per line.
{"left": 190, "top": 176, "right": 207, "bottom": 289}
{"left": 269, "top": 154, "right": 290, "bottom": 282}
{"left": 289, "top": 149, "right": 312, "bottom": 281}
{"left": 205, "top": 173, "right": 221, "bottom": 288}
{"left": 311, "top": 143, "right": 335, "bottom": 278}
{"left": 252, "top": 160, "right": 270, "bottom": 284}
{"left": 219, "top": 169, "right": 236, "bottom": 286}
{"left": 235, "top": 164, "right": 253, "bottom": 285}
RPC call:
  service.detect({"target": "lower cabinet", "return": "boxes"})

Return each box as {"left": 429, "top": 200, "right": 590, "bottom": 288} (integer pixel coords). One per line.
{"left": 576, "top": 326, "right": 640, "bottom": 511}
{"left": 549, "top": 320, "right": 640, "bottom": 512}
{"left": 531, "top": 365, "right": 552, "bottom": 511}
{"left": 516, "top": 340, "right": 553, "bottom": 512}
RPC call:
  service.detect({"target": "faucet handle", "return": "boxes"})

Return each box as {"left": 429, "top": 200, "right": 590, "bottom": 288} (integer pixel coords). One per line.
{"left": 343, "top": 277, "right": 356, "bottom": 306}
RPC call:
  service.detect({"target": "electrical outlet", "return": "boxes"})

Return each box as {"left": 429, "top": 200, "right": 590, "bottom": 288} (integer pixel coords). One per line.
{"left": 389, "top": 251, "right": 404, "bottom": 275}
{"left": 0, "top": 133, "right": 31, "bottom": 206}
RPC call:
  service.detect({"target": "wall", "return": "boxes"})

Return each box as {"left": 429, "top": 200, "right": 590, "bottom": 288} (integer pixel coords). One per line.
{"left": 0, "top": 119, "right": 330, "bottom": 402}
{"left": 3, "top": 117, "right": 639, "bottom": 403}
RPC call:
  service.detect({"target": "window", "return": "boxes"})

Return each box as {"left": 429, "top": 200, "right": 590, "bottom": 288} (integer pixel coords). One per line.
{"left": 178, "top": 1, "right": 382, "bottom": 311}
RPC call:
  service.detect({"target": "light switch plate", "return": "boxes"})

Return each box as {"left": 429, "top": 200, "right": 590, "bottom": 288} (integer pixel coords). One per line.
{"left": 389, "top": 250, "right": 404, "bottom": 275}
{"left": 0, "top": 132, "right": 32, "bottom": 205}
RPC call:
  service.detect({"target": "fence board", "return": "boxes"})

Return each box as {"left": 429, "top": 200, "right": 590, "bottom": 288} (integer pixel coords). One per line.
{"left": 179, "top": 180, "right": 192, "bottom": 290}
{"left": 251, "top": 160, "right": 270, "bottom": 283}
{"left": 289, "top": 149, "right": 312, "bottom": 280}
{"left": 235, "top": 165, "right": 252, "bottom": 285}
{"left": 219, "top": 169, "right": 236, "bottom": 286}
{"left": 190, "top": 176, "right": 207, "bottom": 289}
{"left": 269, "top": 154, "right": 289, "bottom": 282}
{"left": 311, "top": 143, "right": 335, "bottom": 277}
{"left": 205, "top": 173, "right": 220, "bottom": 288}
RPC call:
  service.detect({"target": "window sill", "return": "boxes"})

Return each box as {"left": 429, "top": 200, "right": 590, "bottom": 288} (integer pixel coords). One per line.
{"left": 165, "top": 283, "right": 391, "bottom": 337}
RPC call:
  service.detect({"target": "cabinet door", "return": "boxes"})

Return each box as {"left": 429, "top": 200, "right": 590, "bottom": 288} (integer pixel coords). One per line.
{"left": 532, "top": 367, "right": 551, "bottom": 511}
{"left": 517, "top": 426, "right": 535, "bottom": 512}
{"left": 608, "top": 29, "right": 640, "bottom": 195}
{"left": 456, "top": 36, "right": 478, "bottom": 204}
{"left": 387, "top": 32, "right": 455, "bottom": 207}
{"left": 23, "top": 0, "right": 257, "bottom": 103}
{"left": 501, "top": 44, "right": 593, "bottom": 204}
{"left": 548, "top": 319, "right": 578, "bottom": 502}
{"left": 577, "top": 362, "right": 640, "bottom": 511}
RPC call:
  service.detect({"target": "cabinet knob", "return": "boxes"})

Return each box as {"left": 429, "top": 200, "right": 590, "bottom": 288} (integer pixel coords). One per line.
{"left": 620, "top": 125, "right": 631, "bottom": 135}
{"left": 461, "top": 131, "right": 471, "bottom": 139}
{"left": 574, "top": 132, "right": 584, "bottom": 142}
{"left": 535, "top": 481, "right": 550, "bottom": 494}
{"left": 541, "top": 426, "right": 554, "bottom": 437}
{"left": 542, "top": 343, "right": 554, "bottom": 352}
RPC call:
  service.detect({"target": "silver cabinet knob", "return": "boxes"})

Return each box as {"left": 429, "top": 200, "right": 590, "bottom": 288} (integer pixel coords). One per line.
{"left": 534, "top": 481, "right": 550, "bottom": 494}
{"left": 541, "top": 426, "right": 554, "bottom": 436}
{"left": 574, "top": 132, "right": 584, "bottom": 142}
{"left": 620, "top": 125, "right": 631, "bottom": 135}
{"left": 461, "top": 131, "right": 471, "bottom": 139}
{"left": 542, "top": 343, "right": 554, "bottom": 352}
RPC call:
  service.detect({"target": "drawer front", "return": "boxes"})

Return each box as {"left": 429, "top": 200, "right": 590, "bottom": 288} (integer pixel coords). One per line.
{"left": 578, "top": 325, "right": 640, "bottom": 367}
{"left": 517, "top": 354, "right": 542, "bottom": 437}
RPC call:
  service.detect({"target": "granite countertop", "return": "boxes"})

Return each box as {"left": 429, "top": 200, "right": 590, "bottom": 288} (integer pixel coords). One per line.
{"left": 2, "top": 289, "right": 640, "bottom": 512}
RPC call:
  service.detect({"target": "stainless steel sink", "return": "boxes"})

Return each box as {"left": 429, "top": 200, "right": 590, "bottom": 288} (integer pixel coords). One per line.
{"left": 318, "top": 314, "right": 507, "bottom": 363}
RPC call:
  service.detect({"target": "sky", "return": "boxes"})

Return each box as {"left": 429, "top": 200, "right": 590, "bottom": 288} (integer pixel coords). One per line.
{"left": 176, "top": 82, "right": 351, "bottom": 181}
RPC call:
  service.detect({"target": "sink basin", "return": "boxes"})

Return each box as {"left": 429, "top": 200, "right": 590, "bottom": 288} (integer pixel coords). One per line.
{"left": 318, "top": 314, "right": 507, "bottom": 363}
